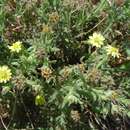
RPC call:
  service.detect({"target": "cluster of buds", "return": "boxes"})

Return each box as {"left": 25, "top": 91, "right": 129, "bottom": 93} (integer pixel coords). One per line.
{"left": 49, "top": 12, "right": 60, "bottom": 23}
{"left": 41, "top": 66, "right": 53, "bottom": 79}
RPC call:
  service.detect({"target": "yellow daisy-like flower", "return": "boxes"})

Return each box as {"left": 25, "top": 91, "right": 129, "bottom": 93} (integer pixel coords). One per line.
{"left": 0, "top": 66, "right": 12, "bottom": 83}
{"left": 87, "top": 32, "right": 105, "bottom": 48}
{"left": 9, "top": 41, "right": 22, "bottom": 53}
{"left": 106, "top": 45, "right": 120, "bottom": 58}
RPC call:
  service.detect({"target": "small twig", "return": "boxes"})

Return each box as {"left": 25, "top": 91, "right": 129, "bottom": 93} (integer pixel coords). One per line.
{"left": 85, "top": 16, "right": 107, "bottom": 34}
{"left": 75, "top": 15, "right": 107, "bottom": 39}
{"left": 0, "top": 115, "right": 8, "bottom": 130}
{"left": 12, "top": 26, "right": 23, "bottom": 31}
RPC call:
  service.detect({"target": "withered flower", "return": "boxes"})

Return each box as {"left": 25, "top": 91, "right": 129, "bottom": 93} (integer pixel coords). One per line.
{"left": 12, "top": 74, "right": 25, "bottom": 91}
{"left": 42, "top": 24, "right": 53, "bottom": 33}
{"left": 70, "top": 110, "right": 80, "bottom": 122}
{"left": 49, "top": 12, "right": 60, "bottom": 23}
{"left": 87, "top": 68, "right": 101, "bottom": 84}
{"left": 78, "top": 63, "right": 85, "bottom": 73}
{"left": 36, "top": 48, "right": 46, "bottom": 60}
{"left": 41, "top": 66, "right": 53, "bottom": 79}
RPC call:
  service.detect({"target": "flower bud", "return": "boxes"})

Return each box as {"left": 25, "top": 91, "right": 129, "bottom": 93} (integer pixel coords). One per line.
{"left": 35, "top": 95, "right": 45, "bottom": 106}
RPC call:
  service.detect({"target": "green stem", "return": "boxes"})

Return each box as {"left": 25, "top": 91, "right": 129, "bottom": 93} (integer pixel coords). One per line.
{"left": 96, "top": 55, "right": 108, "bottom": 69}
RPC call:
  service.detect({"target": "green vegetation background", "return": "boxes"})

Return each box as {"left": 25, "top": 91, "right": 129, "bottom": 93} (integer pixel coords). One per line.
{"left": 0, "top": 0, "right": 130, "bottom": 130}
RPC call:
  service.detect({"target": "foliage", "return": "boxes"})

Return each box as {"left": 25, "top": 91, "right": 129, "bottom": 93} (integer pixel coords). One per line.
{"left": 0, "top": 0, "right": 130, "bottom": 130}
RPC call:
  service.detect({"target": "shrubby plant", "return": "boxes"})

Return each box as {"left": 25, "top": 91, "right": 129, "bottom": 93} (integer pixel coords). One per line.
{"left": 0, "top": 0, "right": 130, "bottom": 130}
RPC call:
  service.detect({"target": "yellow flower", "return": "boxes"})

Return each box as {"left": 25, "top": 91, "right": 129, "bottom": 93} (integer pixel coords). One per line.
{"left": 106, "top": 45, "right": 120, "bottom": 58}
{"left": 87, "top": 32, "right": 105, "bottom": 48}
{"left": 9, "top": 41, "right": 22, "bottom": 53}
{"left": 0, "top": 66, "right": 12, "bottom": 83}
